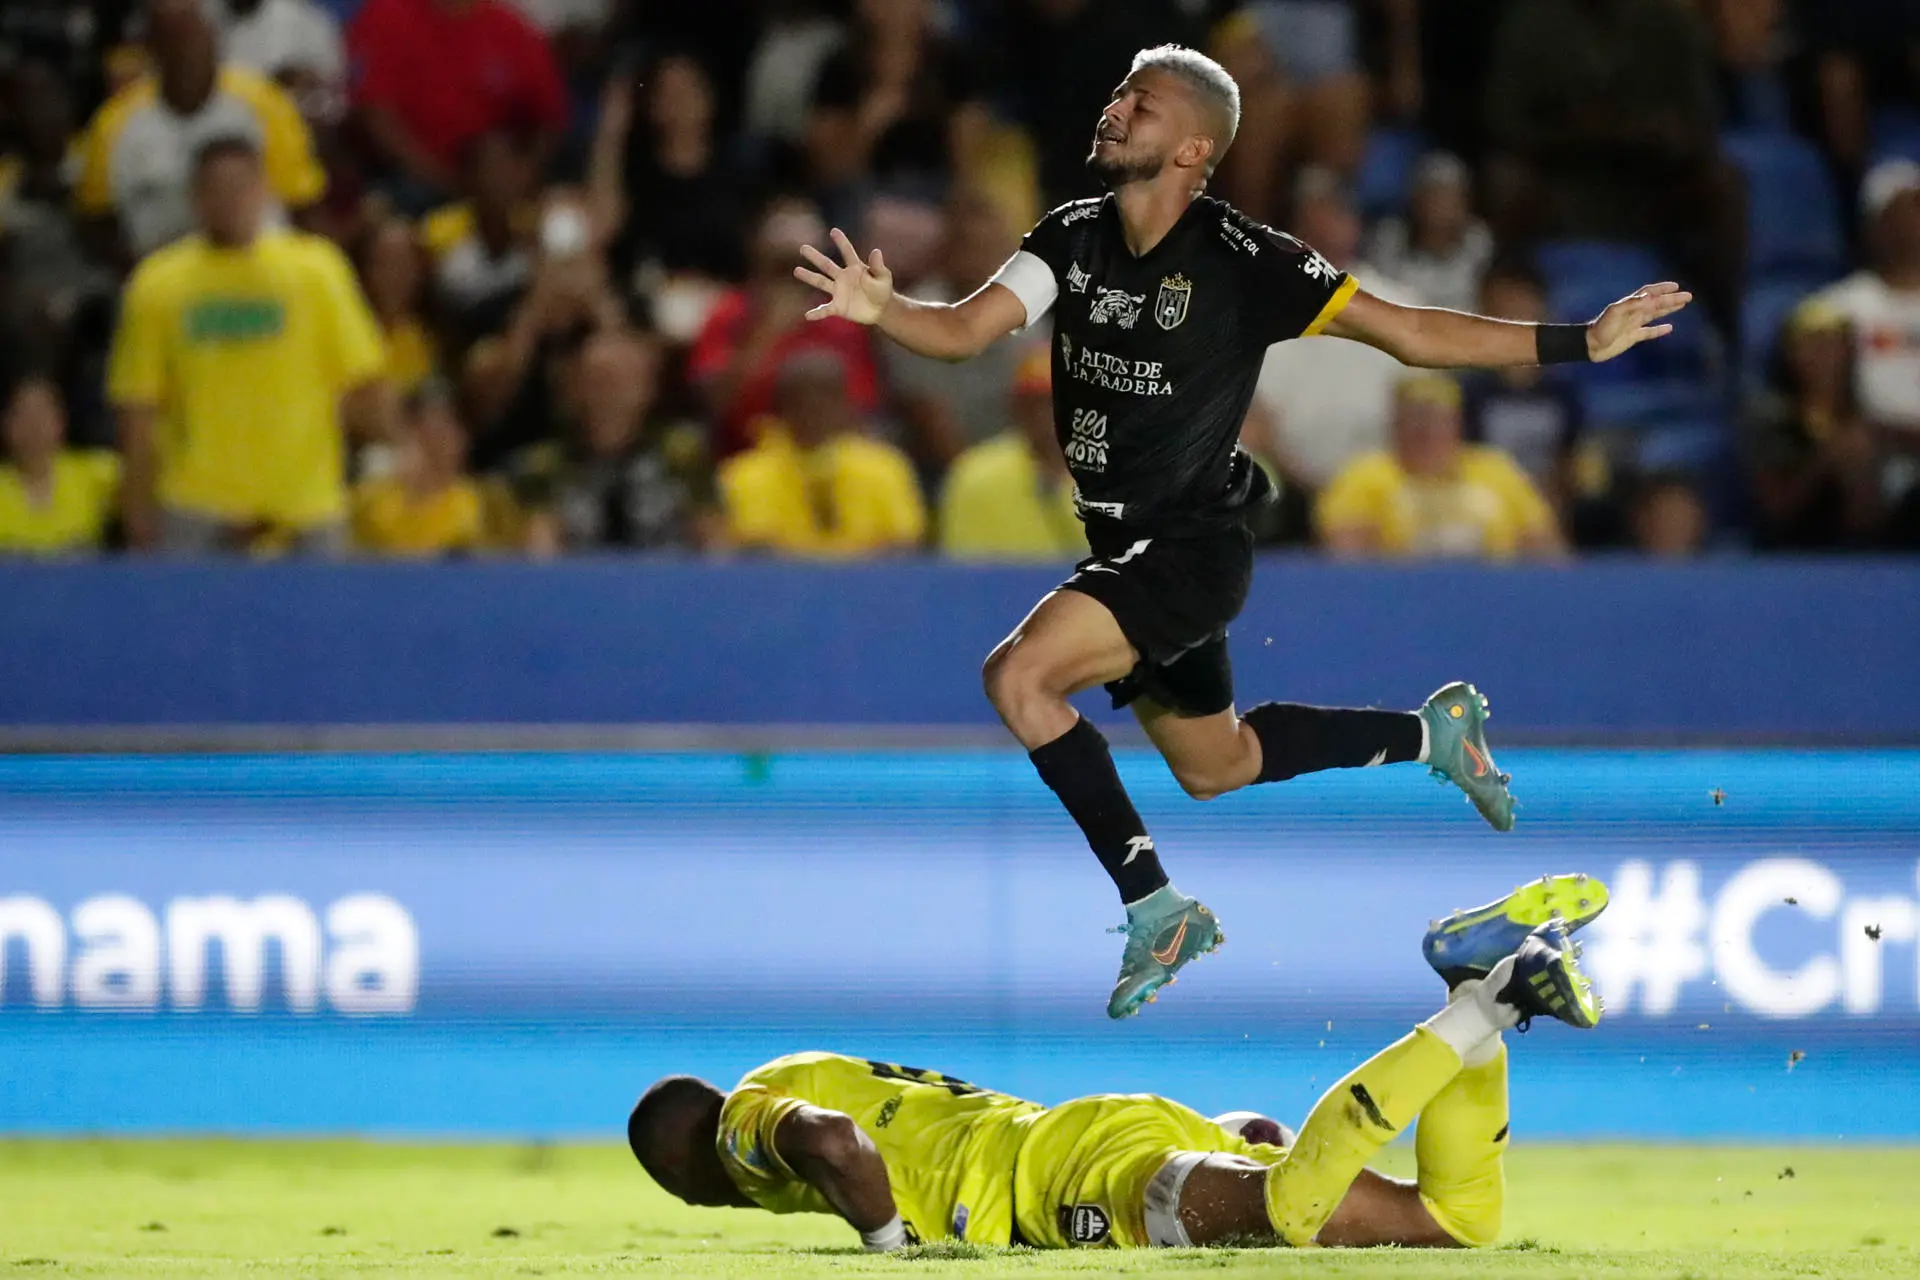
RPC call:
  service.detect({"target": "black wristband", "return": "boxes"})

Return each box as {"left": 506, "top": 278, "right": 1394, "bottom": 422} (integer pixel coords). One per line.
{"left": 1536, "top": 323, "right": 1592, "bottom": 365}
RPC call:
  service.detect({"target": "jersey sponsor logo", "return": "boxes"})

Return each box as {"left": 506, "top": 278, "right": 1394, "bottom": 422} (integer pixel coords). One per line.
{"left": 1060, "top": 1203, "right": 1112, "bottom": 1245}
{"left": 1218, "top": 216, "right": 1261, "bottom": 256}
{"left": 1154, "top": 274, "right": 1192, "bottom": 330}
{"left": 1065, "top": 261, "right": 1092, "bottom": 294}
{"left": 1061, "top": 200, "right": 1103, "bottom": 226}
{"left": 1065, "top": 408, "right": 1109, "bottom": 472}
{"left": 1301, "top": 249, "right": 1340, "bottom": 283}
{"left": 1073, "top": 494, "right": 1126, "bottom": 519}
{"left": 1089, "top": 286, "right": 1144, "bottom": 329}
{"left": 1062, "top": 343, "right": 1175, "bottom": 397}
{"left": 875, "top": 1095, "right": 901, "bottom": 1128}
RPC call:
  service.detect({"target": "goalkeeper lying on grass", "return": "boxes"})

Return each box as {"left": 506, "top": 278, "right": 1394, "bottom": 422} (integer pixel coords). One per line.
{"left": 628, "top": 875, "right": 1607, "bottom": 1251}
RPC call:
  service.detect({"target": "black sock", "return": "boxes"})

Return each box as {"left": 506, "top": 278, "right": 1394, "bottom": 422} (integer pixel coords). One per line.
{"left": 1243, "top": 702, "right": 1424, "bottom": 784}
{"left": 1028, "top": 716, "right": 1168, "bottom": 903}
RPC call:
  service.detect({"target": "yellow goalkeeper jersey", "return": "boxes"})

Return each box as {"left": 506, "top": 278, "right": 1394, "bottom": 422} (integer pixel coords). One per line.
{"left": 716, "top": 1051, "right": 1043, "bottom": 1245}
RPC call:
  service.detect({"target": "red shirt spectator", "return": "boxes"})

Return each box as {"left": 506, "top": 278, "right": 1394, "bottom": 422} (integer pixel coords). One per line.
{"left": 348, "top": 0, "right": 565, "bottom": 188}
{"left": 687, "top": 200, "right": 880, "bottom": 456}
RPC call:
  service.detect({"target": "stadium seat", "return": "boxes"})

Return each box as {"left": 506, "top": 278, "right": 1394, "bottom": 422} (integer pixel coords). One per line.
{"left": 1870, "top": 107, "right": 1920, "bottom": 166}
{"left": 1722, "top": 131, "right": 1846, "bottom": 280}
{"left": 1354, "top": 126, "right": 1425, "bottom": 218}
{"left": 1635, "top": 415, "right": 1732, "bottom": 475}
{"left": 1581, "top": 380, "right": 1724, "bottom": 431}
{"left": 1537, "top": 241, "right": 1723, "bottom": 388}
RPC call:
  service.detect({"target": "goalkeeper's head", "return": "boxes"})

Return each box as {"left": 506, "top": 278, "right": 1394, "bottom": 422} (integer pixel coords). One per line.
{"left": 628, "top": 1075, "right": 747, "bottom": 1207}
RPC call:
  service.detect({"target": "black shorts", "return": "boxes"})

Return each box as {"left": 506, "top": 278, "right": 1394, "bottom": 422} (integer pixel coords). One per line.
{"left": 1058, "top": 525, "right": 1254, "bottom": 718}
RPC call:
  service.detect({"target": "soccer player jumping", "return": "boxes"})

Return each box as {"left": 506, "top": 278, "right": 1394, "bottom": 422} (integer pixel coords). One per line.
{"left": 630, "top": 876, "right": 1609, "bottom": 1252}
{"left": 796, "top": 46, "right": 1689, "bottom": 1018}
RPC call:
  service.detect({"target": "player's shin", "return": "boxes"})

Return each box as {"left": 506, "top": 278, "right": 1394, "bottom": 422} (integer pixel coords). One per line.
{"left": 1263, "top": 1025, "right": 1464, "bottom": 1245}
{"left": 1413, "top": 1039, "right": 1509, "bottom": 1249}
{"left": 1241, "top": 703, "right": 1425, "bottom": 784}
{"left": 1028, "top": 715, "right": 1168, "bottom": 902}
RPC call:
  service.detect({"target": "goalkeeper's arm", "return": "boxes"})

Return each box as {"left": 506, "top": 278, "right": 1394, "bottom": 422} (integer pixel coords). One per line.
{"left": 773, "top": 1106, "right": 911, "bottom": 1250}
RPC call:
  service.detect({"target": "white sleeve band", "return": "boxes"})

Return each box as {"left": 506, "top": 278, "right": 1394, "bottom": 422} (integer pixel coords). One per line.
{"left": 987, "top": 249, "right": 1059, "bottom": 328}
{"left": 1143, "top": 1151, "right": 1209, "bottom": 1248}
{"left": 860, "top": 1214, "right": 908, "bottom": 1252}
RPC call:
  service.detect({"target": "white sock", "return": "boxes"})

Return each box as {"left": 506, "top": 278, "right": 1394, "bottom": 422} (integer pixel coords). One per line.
{"left": 1422, "top": 958, "right": 1520, "bottom": 1061}
{"left": 1415, "top": 713, "right": 1431, "bottom": 764}
{"left": 1460, "top": 1027, "right": 1505, "bottom": 1069}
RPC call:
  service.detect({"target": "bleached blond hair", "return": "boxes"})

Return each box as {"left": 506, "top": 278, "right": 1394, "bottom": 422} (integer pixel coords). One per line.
{"left": 1129, "top": 44, "right": 1241, "bottom": 173}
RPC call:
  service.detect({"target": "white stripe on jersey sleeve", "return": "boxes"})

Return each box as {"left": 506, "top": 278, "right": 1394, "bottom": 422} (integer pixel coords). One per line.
{"left": 986, "top": 250, "right": 1059, "bottom": 328}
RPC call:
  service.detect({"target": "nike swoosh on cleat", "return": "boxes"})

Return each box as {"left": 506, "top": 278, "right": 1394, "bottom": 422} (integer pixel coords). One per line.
{"left": 1461, "top": 738, "right": 1491, "bottom": 778}
{"left": 1150, "top": 919, "right": 1190, "bottom": 965}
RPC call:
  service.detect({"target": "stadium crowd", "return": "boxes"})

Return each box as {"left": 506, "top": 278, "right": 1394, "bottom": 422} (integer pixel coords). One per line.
{"left": 0, "top": 0, "right": 1916, "bottom": 560}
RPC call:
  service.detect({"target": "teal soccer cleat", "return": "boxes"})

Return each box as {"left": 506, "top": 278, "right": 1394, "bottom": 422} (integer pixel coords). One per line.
{"left": 1497, "top": 918, "right": 1603, "bottom": 1031}
{"left": 1106, "top": 891, "right": 1224, "bottom": 1019}
{"left": 1419, "top": 682, "right": 1516, "bottom": 831}
{"left": 1423, "top": 873, "right": 1610, "bottom": 989}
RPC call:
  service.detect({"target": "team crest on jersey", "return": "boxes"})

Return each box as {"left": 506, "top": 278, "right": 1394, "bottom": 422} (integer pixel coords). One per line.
{"left": 1154, "top": 273, "right": 1192, "bottom": 329}
{"left": 1060, "top": 1203, "right": 1112, "bottom": 1245}
{"left": 1090, "top": 286, "right": 1144, "bottom": 329}
{"left": 1066, "top": 261, "right": 1092, "bottom": 294}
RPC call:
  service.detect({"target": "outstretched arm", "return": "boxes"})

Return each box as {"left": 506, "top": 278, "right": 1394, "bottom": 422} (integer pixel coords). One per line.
{"left": 1322, "top": 283, "right": 1693, "bottom": 369}
{"left": 794, "top": 228, "right": 1028, "bottom": 362}
{"left": 772, "top": 1105, "right": 909, "bottom": 1250}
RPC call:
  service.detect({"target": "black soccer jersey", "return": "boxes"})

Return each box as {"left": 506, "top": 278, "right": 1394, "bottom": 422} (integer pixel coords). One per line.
{"left": 1005, "top": 194, "right": 1357, "bottom": 536}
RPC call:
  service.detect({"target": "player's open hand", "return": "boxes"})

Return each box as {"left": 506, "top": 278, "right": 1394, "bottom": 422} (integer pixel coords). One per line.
{"left": 1586, "top": 282, "right": 1694, "bottom": 363}
{"left": 794, "top": 228, "right": 893, "bottom": 326}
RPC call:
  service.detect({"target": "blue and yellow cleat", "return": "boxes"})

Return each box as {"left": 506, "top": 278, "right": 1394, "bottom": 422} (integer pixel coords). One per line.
{"left": 1423, "top": 873, "right": 1609, "bottom": 989}
{"left": 1107, "top": 891, "right": 1224, "bottom": 1019}
{"left": 1419, "top": 682, "right": 1516, "bottom": 831}
{"left": 1497, "top": 918, "right": 1603, "bottom": 1031}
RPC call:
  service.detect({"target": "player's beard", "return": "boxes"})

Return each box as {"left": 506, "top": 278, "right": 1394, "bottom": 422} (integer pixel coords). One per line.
{"left": 1086, "top": 143, "right": 1164, "bottom": 189}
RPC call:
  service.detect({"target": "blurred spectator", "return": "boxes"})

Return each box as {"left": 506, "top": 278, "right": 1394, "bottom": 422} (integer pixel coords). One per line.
{"left": 1813, "top": 161, "right": 1920, "bottom": 442}
{"left": 802, "top": 0, "right": 987, "bottom": 202}
{"left": 1316, "top": 374, "right": 1564, "bottom": 560}
{"left": 990, "top": 0, "right": 1192, "bottom": 207}
{"left": 346, "top": 0, "right": 566, "bottom": 209}
{"left": 351, "top": 379, "right": 484, "bottom": 556}
{"left": 0, "top": 62, "right": 116, "bottom": 402}
{"left": 211, "top": 0, "right": 346, "bottom": 114}
{"left": 689, "top": 198, "right": 879, "bottom": 457}
{"left": 1801, "top": 0, "right": 1920, "bottom": 180}
{"left": 1629, "top": 472, "right": 1709, "bottom": 558}
{"left": 1365, "top": 152, "right": 1494, "bottom": 314}
{"left": 1748, "top": 298, "right": 1884, "bottom": 550}
{"left": 107, "top": 135, "right": 390, "bottom": 556}
{"left": 0, "top": 376, "right": 120, "bottom": 556}
{"left": 590, "top": 54, "right": 757, "bottom": 318}
{"left": 740, "top": 0, "right": 847, "bottom": 150}
{"left": 938, "top": 343, "right": 1085, "bottom": 562}
{"left": 879, "top": 188, "right": 1024, "bottom": 472}
{"left": 353, "top": 215, "right": 436, "bottom": 396}
{"left": 1483, "top": 0, "right": 1743, "bottom": 331}
{"left": 719, "top": 349, "right": 923, "bottom": 557}
{"left": 1255, "top": 168, "right": 1423, "bottom": 488}
{"left": 421, "top": 131, "right": 540, "bottom": 347}
{"left": 1702, "top": 0, "right": 1804, "bottom": 136}
{"left": 75, "top": 0, "right": 326, "bottom": 263}
{"left": 1456, "top": 261, "right": 1620, "bottom": 545}
{"left": 511, "top": 330, "right": 720, "bottom": 553}
{"left": 461, "top": 196, "right": 628, "bottom": 467}
{"left": 0, "top": 0, "right": 137, "bottom": 124}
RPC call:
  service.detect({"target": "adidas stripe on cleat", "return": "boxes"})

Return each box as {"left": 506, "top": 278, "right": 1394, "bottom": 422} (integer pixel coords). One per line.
{"left": 1498, "top": 919, "right": 1603, "bottom": 1031}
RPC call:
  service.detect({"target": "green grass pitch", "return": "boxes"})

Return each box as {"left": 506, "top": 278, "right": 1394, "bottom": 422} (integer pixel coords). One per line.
{"left": 3, "top": 1140, "right": 1916, "bottom": 1277}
